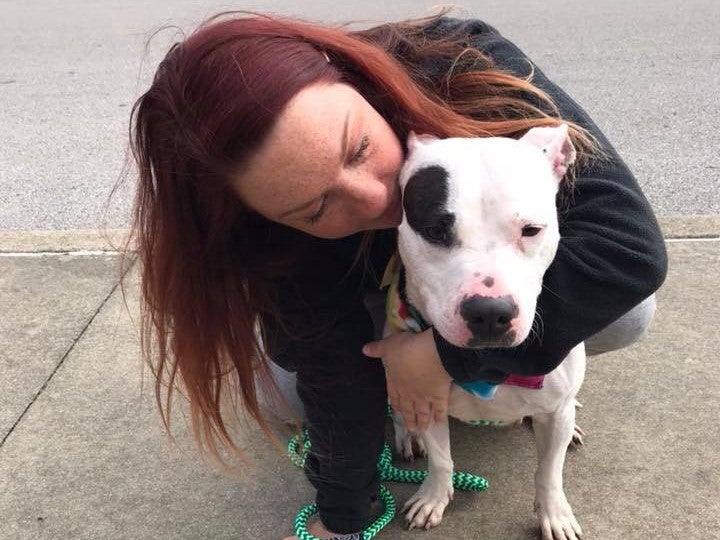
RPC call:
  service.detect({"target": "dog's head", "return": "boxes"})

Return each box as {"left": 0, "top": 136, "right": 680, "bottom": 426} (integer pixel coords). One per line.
{"left": 397, "top": 124, "right": 575, "bottom": 348}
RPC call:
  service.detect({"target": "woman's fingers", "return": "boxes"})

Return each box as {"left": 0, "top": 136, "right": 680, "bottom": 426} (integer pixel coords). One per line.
{"left": 431, "top": 396, "right": 448, "bottom": 423}
{"left": 399, "top": 400, "right": 417, "bottom": 431}
{"left": 389, "top": 392, "right": 417, "bottom": 431}
{"left": 399, "top": 398, "right": 448, "bottom": 430}
{"left": 415, "top": 407, "right": 431, "bottom": 431}
{"left": 394, "top": 397, "right": 435, "bottom": 432}
{"left": 388, "top": 387, "right": 450, "bottom": 429}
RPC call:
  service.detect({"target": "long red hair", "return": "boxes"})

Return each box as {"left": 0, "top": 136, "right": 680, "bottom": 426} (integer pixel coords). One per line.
{"left": 118, "top": 8, "right": 600, "bottom": 474}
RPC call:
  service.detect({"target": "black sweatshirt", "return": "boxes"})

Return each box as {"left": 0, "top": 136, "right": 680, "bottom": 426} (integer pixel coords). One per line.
{"left": 262, "top": 17, "right": 668, "bottom": 534}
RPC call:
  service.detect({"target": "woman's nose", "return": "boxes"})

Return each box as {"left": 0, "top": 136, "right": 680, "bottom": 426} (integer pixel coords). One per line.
{"left": 343, "top": 172, "right": 386, "bottom": 215}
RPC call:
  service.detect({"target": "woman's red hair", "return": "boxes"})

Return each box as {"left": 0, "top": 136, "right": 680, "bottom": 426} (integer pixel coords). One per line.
{"left": 118, "top": 8, "right": 600, "bottom": 474}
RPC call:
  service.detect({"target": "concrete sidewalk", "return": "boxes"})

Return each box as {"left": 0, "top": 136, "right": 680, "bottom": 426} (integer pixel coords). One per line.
{"left": 1, "top": 217, "right": 719, "bottom": 540}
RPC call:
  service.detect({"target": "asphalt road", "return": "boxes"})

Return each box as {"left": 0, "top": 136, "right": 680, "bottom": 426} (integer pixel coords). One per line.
{"left": 1, "top": 0, "right": 718, "bottom": 231}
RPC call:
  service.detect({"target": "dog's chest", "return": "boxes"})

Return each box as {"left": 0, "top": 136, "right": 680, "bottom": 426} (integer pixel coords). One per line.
{"left": 448, "top": 383, "right": 544, "bottom": 425}
{"left": 447, "top": 344, "right": 585, "bottom": 425}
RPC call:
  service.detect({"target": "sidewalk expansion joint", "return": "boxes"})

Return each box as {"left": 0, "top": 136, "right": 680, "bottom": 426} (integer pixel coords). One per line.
{"left": 0, "top": 255, "right": 138, "bottom": 450}
{"left": 0, "top": 250, "right": 123, "bottom": 257}
{"left": 665, "top": 236, "right": 720, "bottom": 243}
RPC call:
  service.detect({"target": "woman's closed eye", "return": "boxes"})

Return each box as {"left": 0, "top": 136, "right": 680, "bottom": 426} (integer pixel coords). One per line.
{"left": 305, "top": 135, "right": 370, "bottom": 225}
{"left": 306, "top": 194, "right": 328, "bottom": 224}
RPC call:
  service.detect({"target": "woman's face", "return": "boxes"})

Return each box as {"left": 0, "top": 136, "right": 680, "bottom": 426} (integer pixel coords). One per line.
{"left": 234, "top": 82, "right": 405, "bottom": 239}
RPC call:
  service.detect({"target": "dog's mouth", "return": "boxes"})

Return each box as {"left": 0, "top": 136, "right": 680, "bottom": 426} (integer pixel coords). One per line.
{"left": 465, "top": 331, "right": 519, "bottom": 349}
{"left": 431, "top": 319, "right": 525, "bottom": 350}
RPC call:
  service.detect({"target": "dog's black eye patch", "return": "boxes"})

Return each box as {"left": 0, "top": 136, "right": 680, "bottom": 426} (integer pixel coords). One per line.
{"left": 403, "top": 165, "right": 457, "bottom": 248}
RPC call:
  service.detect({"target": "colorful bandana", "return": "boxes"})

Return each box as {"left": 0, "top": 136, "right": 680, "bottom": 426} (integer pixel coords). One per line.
{"left": 381, "top": 253, "right": 429, "bottom": 334}
{"left": 380, "top": 253, "right": 544, "bottom": 401}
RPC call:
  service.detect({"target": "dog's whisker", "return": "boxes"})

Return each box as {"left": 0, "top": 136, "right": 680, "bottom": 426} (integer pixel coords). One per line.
{"left": 541, "top": 283, "right": 567, "bottom": 302}
{"left": 529, "top": 306, "right": 545, "bottom": 343}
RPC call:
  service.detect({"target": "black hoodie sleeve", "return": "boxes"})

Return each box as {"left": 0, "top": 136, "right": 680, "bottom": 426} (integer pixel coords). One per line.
{"left": 426, "top": 18, "right": 668, "bottom": 380}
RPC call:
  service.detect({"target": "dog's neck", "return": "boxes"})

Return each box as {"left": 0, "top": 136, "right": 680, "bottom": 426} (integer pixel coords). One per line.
{"left": 381, "top": 253, "right": 430, "bottom": 334}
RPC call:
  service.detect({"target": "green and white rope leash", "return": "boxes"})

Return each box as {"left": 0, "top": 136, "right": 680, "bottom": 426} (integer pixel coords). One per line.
{"left": 287, "top": 408, "right": 490, "bottom": 540}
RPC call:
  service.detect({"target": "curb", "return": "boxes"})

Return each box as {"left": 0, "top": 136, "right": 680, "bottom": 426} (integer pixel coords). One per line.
{"left": 657, "top": 215, "right": 720, "bottom": 239}
{"left": 0, "top": 216, "right": 717, "bottom": 253}
{"left": 0, "top": 229, "right": 131, "bottom": 253}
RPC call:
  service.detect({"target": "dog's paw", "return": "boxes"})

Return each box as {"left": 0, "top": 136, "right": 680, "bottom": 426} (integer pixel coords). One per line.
{"left": 394, "top": 426, "right": 426, "bottom": 461}
{"left": 570, "top": 424, "right": 586, "bottom": 447}
{"left": 534, "top": 490, "right": 582, "bottom": 540}
{"left": 403, "top": 475, "right": 454, "bottom": 530}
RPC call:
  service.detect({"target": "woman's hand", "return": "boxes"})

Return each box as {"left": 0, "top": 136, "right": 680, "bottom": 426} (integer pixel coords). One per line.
{"left": 363, "top": 329, "right": 453, "bottom": 431}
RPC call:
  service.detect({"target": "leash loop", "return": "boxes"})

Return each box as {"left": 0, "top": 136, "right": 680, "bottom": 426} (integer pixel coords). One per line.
{"left": 287, "top": 416, "right": 489, "bottom": 539}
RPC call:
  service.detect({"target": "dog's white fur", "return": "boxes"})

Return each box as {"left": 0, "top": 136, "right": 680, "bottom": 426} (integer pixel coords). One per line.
{"left": 390, "top": 125, "right": 586, "bottom": 539}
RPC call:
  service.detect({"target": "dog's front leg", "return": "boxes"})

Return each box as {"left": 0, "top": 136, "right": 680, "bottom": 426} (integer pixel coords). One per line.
{"left": 532, "top": 404, "right": 583, "bottom": 539}
{"left": 403, "top": 419, "right": 454, "bottom": 530}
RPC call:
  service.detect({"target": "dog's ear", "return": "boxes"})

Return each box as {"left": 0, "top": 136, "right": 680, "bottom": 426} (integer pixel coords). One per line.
{"left": 407, "top": 131, "right": 439, "bottom": 153}
{"left": 520, "top": 124, "right": 577, "bottom": 180}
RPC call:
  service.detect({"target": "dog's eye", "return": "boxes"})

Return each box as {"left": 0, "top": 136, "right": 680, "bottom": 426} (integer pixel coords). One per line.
{"left": 522, "top": 225, "right": 543, "bottom": 237}
{"left": 424, "top": 225, "right": 447, "bottom": 242}
{"left": 418, "top": 214, "right": 456, "bottom": 247}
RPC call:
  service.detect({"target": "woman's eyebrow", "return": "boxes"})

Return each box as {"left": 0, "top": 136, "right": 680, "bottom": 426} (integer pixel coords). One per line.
{"left": 276, "top": 111, "right": 350, "bottom": 220}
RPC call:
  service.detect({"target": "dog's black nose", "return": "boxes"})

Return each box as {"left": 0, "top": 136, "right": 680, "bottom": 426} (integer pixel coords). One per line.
{"left": 460, "top": 295, "right": 518, "bottom": 340}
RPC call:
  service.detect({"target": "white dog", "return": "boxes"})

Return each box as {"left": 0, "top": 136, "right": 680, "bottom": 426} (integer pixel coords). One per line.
{"left": 386, "top": 124, "right": 586, "bottom": 539}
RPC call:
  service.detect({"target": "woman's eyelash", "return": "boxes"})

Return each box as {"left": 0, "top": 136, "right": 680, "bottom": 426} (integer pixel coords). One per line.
{"left": 305, "top": 136, "right": 368, "bottom": 225}
{"left": 349, "top": 135, "right": 369, "bottom": 164}
{"left": 306, "top": 194, "right": 328, "bottom": 224}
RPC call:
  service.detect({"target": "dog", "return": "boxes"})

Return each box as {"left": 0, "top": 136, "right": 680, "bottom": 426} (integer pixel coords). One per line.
{"left": 386, "top": 124, "right": 586, "bottom": 539}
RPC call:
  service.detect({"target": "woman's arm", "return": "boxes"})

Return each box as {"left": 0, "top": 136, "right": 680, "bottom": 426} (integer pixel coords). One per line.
{"left": 426, "top": 18, "right": 668, "bottom": 379}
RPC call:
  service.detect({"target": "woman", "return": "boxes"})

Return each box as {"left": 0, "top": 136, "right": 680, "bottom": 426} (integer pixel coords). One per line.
{"left": 125, "top": 9, "right": 667, "bottom": 539}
